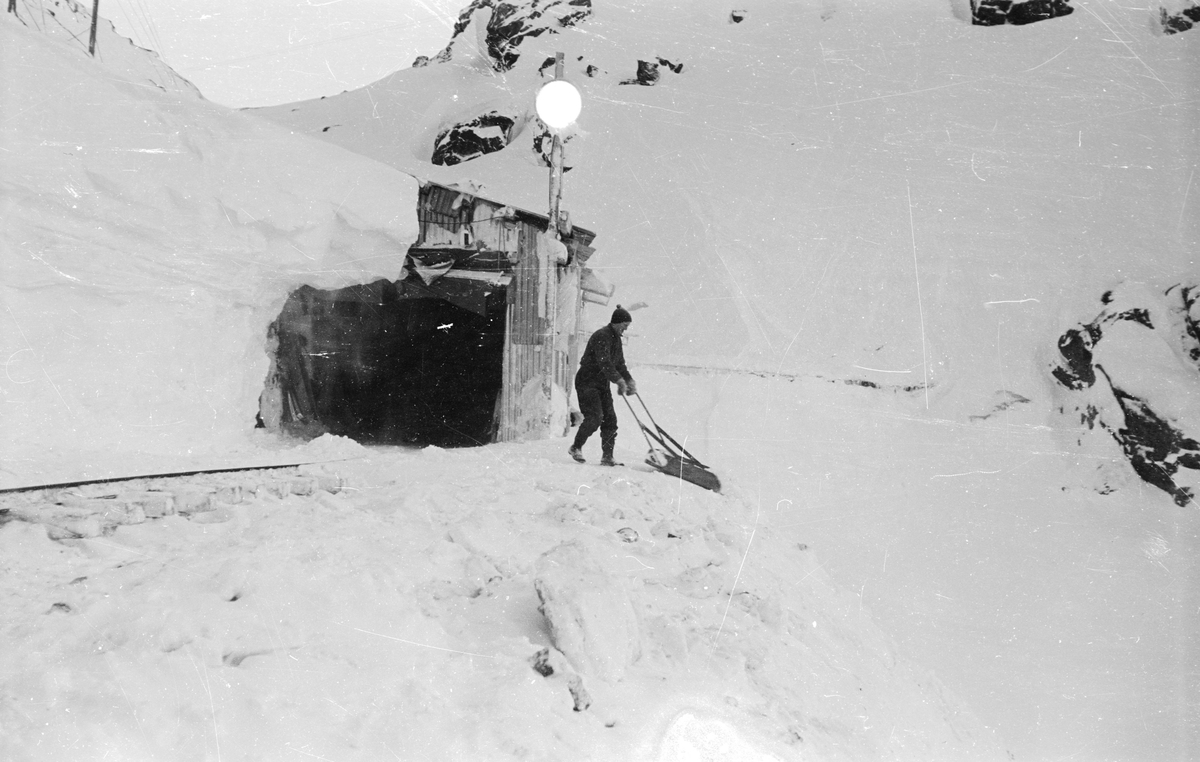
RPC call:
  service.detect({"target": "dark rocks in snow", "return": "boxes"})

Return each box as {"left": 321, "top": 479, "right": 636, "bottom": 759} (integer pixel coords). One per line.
{"left": 528, "top": 646, "right": 592, "bottom": 711}
{"left": 659, "top": 57, "right": 684, "bottom": 74}
{"left": 531, "top": 129, "right": 574, "bottom": 170}
{"left": 1158, "top": 2, "right": 1200, "bottom": 34}
{"left": 620, "top": 60, "right": 661, "bottom": 86}
{"left": 1103, "top": 377, "right": 1200, "bottom": 505}
{"left": 968, "top": 390, "right": 1032, "bottom": 421}
{"left": 619, "top": 58, "right": 683, "bottom": 86}
{"left": 1180, "top": 285, "right": 1200, "bottom": 365}
{"left": 431, "top": 111, "right": 517, "bottom": 166}
{"left": 1051, "top": 325, "right": 1099, "bottom": 390}
{"left": 833, "top": 376, "right": 929, "bottom": 394}
{"left": 1050, "top": 282, "right": 1200, "bottom": 506}
{"left": 970, "top": 0, "right": 1075, "bottom": 26}
{"left": 730, "top": 10, "right": 747, "bottom": 23}
{"left": 420, "top": 0, "right": 594, "bottom": 73}
{"left": 530, "top": 647, "right": 556, "bottom": 676}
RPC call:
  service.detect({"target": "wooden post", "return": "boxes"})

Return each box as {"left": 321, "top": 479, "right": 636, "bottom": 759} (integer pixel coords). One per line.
{"left": 89, "top": 0, "right": 100, "bottom": 57}
{"left": 8, "top": 0, "right": 17, "bottom": 16}
{"left": 548, "top": 135, "right": 564, "bottom": 240}
{"left": 546, "top": 52, "right": 566, "bottom": 240}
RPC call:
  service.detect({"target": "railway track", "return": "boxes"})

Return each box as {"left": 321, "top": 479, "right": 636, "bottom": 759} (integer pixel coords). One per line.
{"left": 0, "top": 462, "right": 351, "bottom": 540}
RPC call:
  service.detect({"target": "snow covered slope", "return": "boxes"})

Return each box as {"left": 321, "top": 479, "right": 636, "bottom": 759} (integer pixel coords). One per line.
{"left": 0, "top": 440, "right": 1006, "bottom": 761}
{"left": 255, "top": 0, "right": 1200, "bottom": 520}
{"left": 255, "top": 0, "right": 1197, "bottom": 413}
{"left": 249, "top": 1, "right": 1199, "bottom": 756}
{"left": 0, "top": 11, "right": 419, "bottom": 487}
{"left": 5, "top": 0, "right": 201, "bottom": 99}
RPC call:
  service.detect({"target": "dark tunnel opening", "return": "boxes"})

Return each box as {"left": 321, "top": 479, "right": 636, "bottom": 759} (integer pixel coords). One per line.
{"left": 259, "top": 278, "right": 507, "bottom": 447}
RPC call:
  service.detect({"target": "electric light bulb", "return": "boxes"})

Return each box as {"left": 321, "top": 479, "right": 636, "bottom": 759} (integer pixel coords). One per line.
{"left": 536, "top": 80, "right": 582, "bottom": 130}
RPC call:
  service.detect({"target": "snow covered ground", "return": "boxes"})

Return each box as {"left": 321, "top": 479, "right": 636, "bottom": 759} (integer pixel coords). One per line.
{"left": 2, "top": 0, "right": 1198, "bottom": 760}
{"left": 0, "top": 426, "right": 1004, "bottom": 761}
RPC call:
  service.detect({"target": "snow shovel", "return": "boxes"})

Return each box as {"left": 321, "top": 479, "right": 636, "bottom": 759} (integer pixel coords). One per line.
{"left": 622, "top": 393, "right": 722, "bottom": 493}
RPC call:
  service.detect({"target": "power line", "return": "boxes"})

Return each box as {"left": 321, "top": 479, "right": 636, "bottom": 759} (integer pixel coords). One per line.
{"left": 126, "top": 0, "right": 165, "bottom": 55}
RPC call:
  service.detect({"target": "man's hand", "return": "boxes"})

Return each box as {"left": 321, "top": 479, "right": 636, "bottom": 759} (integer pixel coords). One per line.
{"left": 617, "top": 379, "right": 629, "bottom": 396}
{"left": 626, "top": 378, "right": 637, "bottom": 396}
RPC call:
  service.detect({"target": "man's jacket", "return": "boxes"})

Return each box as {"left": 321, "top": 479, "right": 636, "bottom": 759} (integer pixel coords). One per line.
{"left": 575, "top": 325, "right": 632, "bottom": 388}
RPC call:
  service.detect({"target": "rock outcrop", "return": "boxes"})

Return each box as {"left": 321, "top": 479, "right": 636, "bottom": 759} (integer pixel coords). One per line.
{"left": 415, "top": 0, "right": 594, "bottom": 72}
{"left": 968, "top": 0, "right": 1075, "bottom": 26}
{"left": 1050, "top": 282, "right": 1200, "bottom": 506}
{"left": 1158, "top": 1, "right": 1200, "bottom": 34}
{"left": 431, "top": 110, "right": 520, "bottom": 166}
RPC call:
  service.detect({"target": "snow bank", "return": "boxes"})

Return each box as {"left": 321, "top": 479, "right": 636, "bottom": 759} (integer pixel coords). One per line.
{"left": 0, "top": 438, "right": 1005, "bottom": 761}
{"left": 0, "top": 16, "right": 419, "bottom": 487}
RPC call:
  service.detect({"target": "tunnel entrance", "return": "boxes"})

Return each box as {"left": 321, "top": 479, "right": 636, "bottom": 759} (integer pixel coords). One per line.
{"left": 259, "top": 276, "right": 508, "bottom": 447}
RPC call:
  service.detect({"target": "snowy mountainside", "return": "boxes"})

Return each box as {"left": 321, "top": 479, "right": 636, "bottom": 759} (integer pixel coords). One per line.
{"left": 256, "top": 0, "right": 1199, "bottom": 504}
{"left": 255, "top": 0, "right": 1198, "bottom": 413}
{"left": 414, "top": 0, "right": 595, "bottom": 72}
{"left": 0, "top": 12, "right": 419, "bottom": 487}
{"left": 0, "top": 9, "right": 1009, "bottom": 759}
{"left": 4, "top": 0, "right": 200, "bottom": 98}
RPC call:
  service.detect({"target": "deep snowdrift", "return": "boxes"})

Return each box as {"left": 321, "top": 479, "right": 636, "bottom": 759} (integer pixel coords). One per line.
{"left": 0, "top": 12, "right": 419, "bottom": 487}
{"left": 0, "top": 438, "right": 1005, "bottom": 761}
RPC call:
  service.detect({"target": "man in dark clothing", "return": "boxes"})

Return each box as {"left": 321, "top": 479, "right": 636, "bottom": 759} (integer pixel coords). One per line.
{"left": 569, "top": 305, "right": 637, "bottom": 466}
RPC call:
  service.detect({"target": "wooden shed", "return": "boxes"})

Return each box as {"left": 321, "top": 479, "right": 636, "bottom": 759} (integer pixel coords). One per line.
{"left": 259, "top": 181, "right": 612, "bottom": 446}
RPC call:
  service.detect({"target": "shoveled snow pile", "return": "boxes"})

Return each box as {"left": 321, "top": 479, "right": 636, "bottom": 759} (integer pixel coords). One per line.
{"left": 0, "top": 440, "right": 1003, "bottom": 761}
{"left": 0, "top": 12, "right": 418, "bottom": 487}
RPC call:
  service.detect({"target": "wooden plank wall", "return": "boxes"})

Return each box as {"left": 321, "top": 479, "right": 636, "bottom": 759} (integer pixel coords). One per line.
{"left": 414, "top": 183, "right": 587, "bottom": 443}
{"left": 469, "top": 199, "right": 517, "bottom": 252}
{"left": 556, "top": 266, "right": 580, "bottom": 403}
{"left": 497, "top": 222, "right": 587, "bottom": 442}
{"left": 511, "top": 226, "right": 541, "bottom": 346}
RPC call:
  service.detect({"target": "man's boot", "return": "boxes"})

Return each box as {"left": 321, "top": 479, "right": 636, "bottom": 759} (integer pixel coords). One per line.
{"left": 599, "top": 431, "right": 620, "bottom": 466}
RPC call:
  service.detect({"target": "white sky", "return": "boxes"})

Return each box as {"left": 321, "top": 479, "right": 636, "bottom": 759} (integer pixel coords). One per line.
{"left": 103, "top": 0, "right": 465, "bottom": 107}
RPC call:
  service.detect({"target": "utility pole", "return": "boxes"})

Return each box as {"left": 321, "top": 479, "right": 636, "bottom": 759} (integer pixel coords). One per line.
{"left": 547, "top": 52, "right": 566, "bottom": 240}
{"left": 89, "top": 0, "right": 100, "bottom": 57}
{"left": 535, "top": 52, "right": 580, "bottom": 241}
